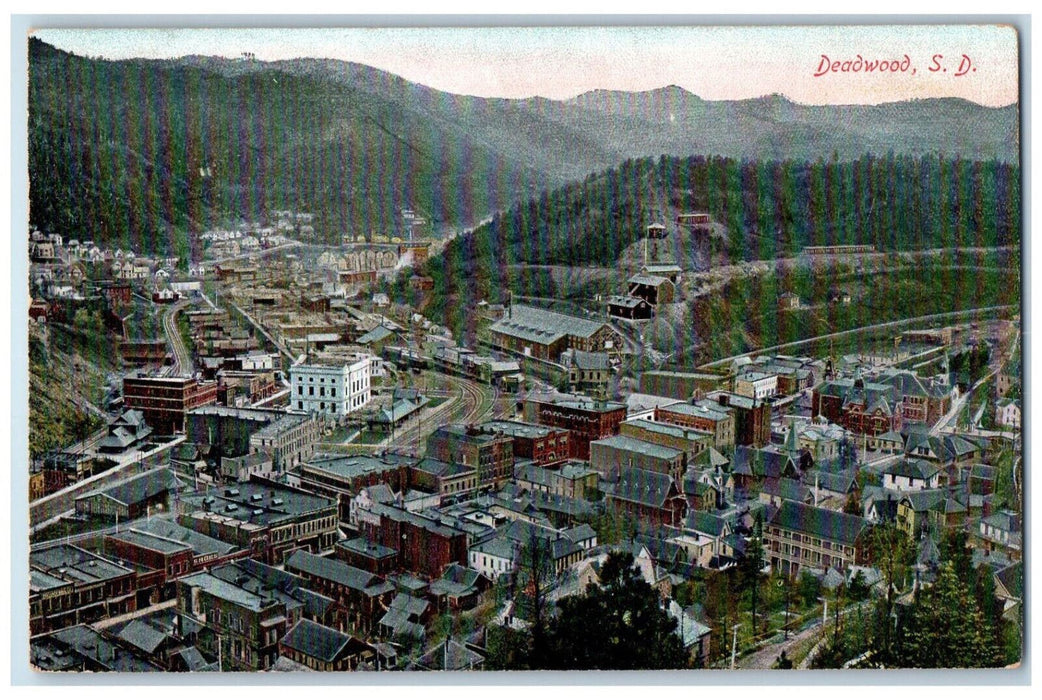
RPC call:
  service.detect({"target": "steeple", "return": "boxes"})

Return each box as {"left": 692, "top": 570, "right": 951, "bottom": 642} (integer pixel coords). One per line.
{"left": 784, "top": 417, "right": 800, "bottom": 457}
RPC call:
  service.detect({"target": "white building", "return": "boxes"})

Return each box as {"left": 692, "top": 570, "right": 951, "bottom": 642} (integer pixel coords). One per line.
{"left": 996, "top": 398, "right": 1021, "bottom": 430}
{"left": 240, "top": 352, "right": 277, "bottom": 372}
{"left": 881, "top": 459, "right": 941, "bottom": 492}
{"left": 734, "top": 370, "right": 778, "bottom": 401}
{"left": 468, "top": 537, "right": 518, "bottom": 581}
{"left": 289, "top": 355, "right": 372, "bottom": 418}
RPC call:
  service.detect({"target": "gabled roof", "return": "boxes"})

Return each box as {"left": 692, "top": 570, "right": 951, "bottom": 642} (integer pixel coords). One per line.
{"left": 285, "top": 550, "right": 393, "bottom": 596}
{"left": 769, "top": 501, "right": 868, "bottom": 545}
{"left": 917, "top": 533, "right": 941, "bottom": 567}
{"left": 884, "top": 458, "right": 940, "bottom": 481}
{"left": 628, "top": 273, "right": 671, "bottom": 287}
{"left": 899, "top": 489, "right": 947, "bottom": 512}
{"left": 568, "top": 350, "right": 611, "bottom": 370}
{"left": 607, "top": 295, "right": 648, "bottom": 309}
{"left": 115, "top": 619, "right": 168, "bottom": 655}
{"left": 684, "top": 510, "right": 730, "bottom": 538}
{"left": 994, "top": 562, "right": 1023, "bottom": 600}
{"left": 280, "top": 619, "right": 368, "bottom": 663}
{"left": 610, "top": 467, "right": 681, "bottom": 508}
{"left": 355, "top": 325, "right": 395, "bottom": 345}
{"left": 415, "top": 639, "right": 484, "bottom": 671}
{"left": 643, "top": 264, "right": 682, "bottom": 274}
{"left": 801, "top": 468, "right": 858, "bottom": 495}
{"left": 470, "top": 536, "right": 518, "bottom": 561}
{"left": 876, "top": 369, "right": 934, "bottom": 399}
{"left": 759, "top": 477, "right": 810, "bottom": 503}
{"left": 876, "top": 430, "right": 905, "bottom": 445}
{"left": 491, "top": 304, "right": 609, "bottom": 344}
{"left": 732, "top": 446, "right": 798, "bottom": 479}
{"left": 982, "top": 510, "right": 1021, "bottom": 533}
{"left": 693, "top": 447, "right": 730, "bottom": 469}
{"left": 77, "top": 467, "right": 175, "bottom": 508}
{"left": 592, "top": 434, "right": 685, "bottom": 462}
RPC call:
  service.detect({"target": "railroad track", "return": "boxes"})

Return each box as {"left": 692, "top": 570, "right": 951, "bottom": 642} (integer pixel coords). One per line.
{"left": 161, "top": 300, "right": 193, "bottom": 375}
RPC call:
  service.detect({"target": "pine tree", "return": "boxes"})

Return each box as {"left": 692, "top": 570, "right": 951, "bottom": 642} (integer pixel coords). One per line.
{"left": 545, "top": 551, "right": 687, "bottom": 670}
{"left": 899, "top": 562, "right": 994, "bottom": 668}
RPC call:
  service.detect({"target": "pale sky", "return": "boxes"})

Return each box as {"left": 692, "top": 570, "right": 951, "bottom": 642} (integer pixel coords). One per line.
{"left": 32, "top": 25, "right": 1019, "bottom": 107}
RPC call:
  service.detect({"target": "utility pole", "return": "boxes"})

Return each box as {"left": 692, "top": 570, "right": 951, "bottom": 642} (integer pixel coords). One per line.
{"left": 730, "top": 624, "right": 738, "bottom": 669}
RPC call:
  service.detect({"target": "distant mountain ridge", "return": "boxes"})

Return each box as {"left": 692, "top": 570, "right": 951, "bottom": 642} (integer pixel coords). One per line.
{"left": 28, "top": 38, "right": 1018, "bottom": 255}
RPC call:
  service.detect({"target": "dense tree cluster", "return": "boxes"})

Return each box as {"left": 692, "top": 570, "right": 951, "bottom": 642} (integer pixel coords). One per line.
{"left": 487, "top": 551, "right": 687, "bottom": 670}
{"left": 810, "top": 526, "right": 1021, "bottom": 669}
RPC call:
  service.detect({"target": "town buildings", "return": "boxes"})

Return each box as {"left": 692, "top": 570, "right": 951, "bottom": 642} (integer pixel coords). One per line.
{"left": 654, "top": 400, "right": 736, "bottom": 450}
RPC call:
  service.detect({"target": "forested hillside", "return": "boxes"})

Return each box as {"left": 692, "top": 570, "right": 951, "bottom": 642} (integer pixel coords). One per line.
{"left": 28, "top": 37, "right": 541, "bottom": 254}
{"left": 416, "top": 153, "right": 1020, "bottom": 335}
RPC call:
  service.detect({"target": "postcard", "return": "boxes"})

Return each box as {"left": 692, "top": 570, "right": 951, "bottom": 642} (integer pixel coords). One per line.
{"left": 21, "top": 23, "right": 1022, "bottom": 675}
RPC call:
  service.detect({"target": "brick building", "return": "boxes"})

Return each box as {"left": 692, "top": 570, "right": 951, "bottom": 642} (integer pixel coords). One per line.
{"left": 811, "top": 372, "right": 896, "bottom": 436}
{"left": 294, "top": 453, "right": 412, "bottom": 522}
{"left": 490, "top": 304, "right": 623, "bottom": 362}
{"left": 618, "top": 418, "right": 713, "bottom": 461}
{"left": 407, "top": 457, "right": 479, "bottom": 499}
{"left": 104, "top": 518, "right": 246, "bottom": 594}
{"left": 607, "top": 467, "right": 687, "bottom": 528}
{"left": 764, "top": 501, "right": 869, "bottom": 576}
{"left": 590, "top": 434, "right": 686, "bottom": 483}
{"left": 278, "top": 618, "right": 375, "bottom": 671}
{"left": 477, "top": 419, "right": 571, "bottom": 466}
{"left": 177, "top": 477, "right": 338, "bottom": 565}
{"left": 425, "top": 424, "right": 514, "bottom": 489}
{"left": 187, "top": 406, "right": 320, "bottom": 473}
{"left": 176, "top": 565, "right": 301, "bottom": 670}
{"left": 654, "top": 400, "right": 736, "bottom": 450}
{"left": 356, "top": 503, "right": 469, "bottom": 578}
{"left": 123, "top": 374, "right": 219, "bottom": 434}
{"left": 283, "top": 550, "right": 396, "bottom": 637}
{"left": 523, "top": 394, "right": 628, "bottom": 460}
{"left": 709, "top": 391, "right": 771, "bottom": 447}
{"left": 30, "top": 545, "right": 138, "bottom": 635}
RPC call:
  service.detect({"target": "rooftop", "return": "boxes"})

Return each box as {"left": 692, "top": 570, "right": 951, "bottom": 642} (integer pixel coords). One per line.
{"left": 75, "top": 467, "right": 176, "bottom": 508}
{"left": 769, "top": 501, "right": 868, "bottom": 545}
{"left": 280, "top": 618, "right": 370, "bottom": 663}
{"left": 477, "top": 420, "right": 558, "bottom": 439}
{"left": 30, "top": 544, "right": 135, "bottom": 586}
{"left": 591, "top": 434, "right": 685, "bottom": 461}
{"left": 180, "top": 480, "right": 335, "bottom": 527}
{"left": 285, "top": 550, "right": 394, "bottom": 596}
{"left": 491, "top": 304, "right": 608, "bottom": 344}
{"left": 303, "top": 454, "right": 410, "bottom": 481}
